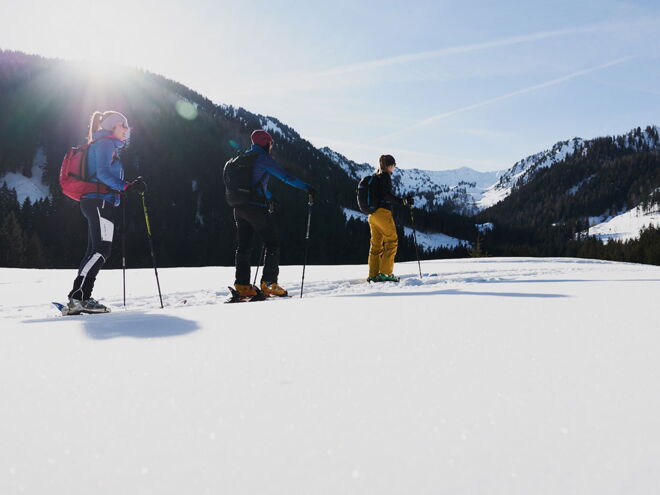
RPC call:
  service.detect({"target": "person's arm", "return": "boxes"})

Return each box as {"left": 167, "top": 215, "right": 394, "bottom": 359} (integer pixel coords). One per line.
{"left": 93, "top": 140, "right": 129, "bottom": 191}
{"left": 259, "top": 154, "right": 310, "bottom": 191}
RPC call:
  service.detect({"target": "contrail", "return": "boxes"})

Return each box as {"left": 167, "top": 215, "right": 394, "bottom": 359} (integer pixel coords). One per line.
{"left": 371, "top": 56, "right": 638, "bottom": 143}
{"left": 310, "top": 25, "right": 605, "bottom": 78}
{"left": 226, "top": 19, "right": 648, "bottom": 97}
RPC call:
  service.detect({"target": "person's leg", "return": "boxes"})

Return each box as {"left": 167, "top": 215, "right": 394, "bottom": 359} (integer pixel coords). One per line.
{"left": 69, "top": 199, "right": 114, "bottom": 301}
{"left": 69, "top": 207, "right": 94, "bottom": 297}
{"left": 258, "top": 213, "right": 280, "bottom": 284}
{"left": 368, "top": 209, "right": 386, "bottom": 278}
{"left": 234, "top": 206, "right": 255, "bottom": 286}
{"left": 379, "top": 210, "right": 398, "bottom": 275}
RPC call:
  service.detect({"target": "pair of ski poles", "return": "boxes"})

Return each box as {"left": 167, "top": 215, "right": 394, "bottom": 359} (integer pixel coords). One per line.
{"left": 255, "top": 195, "right": 421, "bottom": 298}
{"left": 125, "top": 192, "right": 418, "bottom": 305}
{"left": 122, "top": 191, "right": 164, "bottom": 309}
{"left": 252, "top": 193, "right": 314, "bottom": 298}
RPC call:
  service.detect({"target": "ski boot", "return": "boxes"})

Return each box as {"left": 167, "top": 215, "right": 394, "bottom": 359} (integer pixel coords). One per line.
{"left": 64, "top": 298, "right": 84, "bottom": 316}
{"left": 81, "top": 298, "right": 110, "bottom": 314}
{"left": 260, "top": 281, "right": 289, "bottom": 297}
{"left": 367, "top": 273, "right": 389, "bottom": 283}
{"left": 383, "top": 274, "right": 400, "bottom": 282}
{"left": 226, "top": 284, "right": 266, "bottom": 303}
{"left": 65, "top": 297, "right": 110, "bottom": 315}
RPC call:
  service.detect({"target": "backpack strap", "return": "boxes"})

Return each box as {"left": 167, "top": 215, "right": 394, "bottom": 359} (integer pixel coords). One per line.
{"left": 86, "top": 135, "right": 119, "bottom": 181}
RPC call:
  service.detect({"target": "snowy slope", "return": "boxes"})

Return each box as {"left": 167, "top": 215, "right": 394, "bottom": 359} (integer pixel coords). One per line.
{"left": 321, "top": 147, "right": 502, "bottom": 214}
{"left": 479, "top": 126, "right": 660, "bottom": 209}
{"left": 2, "top": 258, "right": 659, "bottom": 494}
{"left": 343, "top": 207, "right": 470, "bottom": 250}
{"left": 582, "top": 203, "right": 660, "bottom": 242}
{"left": 0, "top": 147, "right": 50, "bottom": 204}
{"left": 320, "top": 147, "right": 373, "bottom": 180}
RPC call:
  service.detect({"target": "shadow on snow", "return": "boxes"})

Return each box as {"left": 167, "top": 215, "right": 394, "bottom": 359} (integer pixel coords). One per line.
{"left": 24, "top": 311, "right": 200, "bottom": 340}
{"left": 335, "top": 289, "right": 569, "bottom": 299}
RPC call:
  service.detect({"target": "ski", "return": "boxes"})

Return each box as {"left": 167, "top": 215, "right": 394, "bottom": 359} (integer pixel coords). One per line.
{"left": 52, "top": 301, "right": 81, "bottom": 316}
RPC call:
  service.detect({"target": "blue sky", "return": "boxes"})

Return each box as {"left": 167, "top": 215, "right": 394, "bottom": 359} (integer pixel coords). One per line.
{"left": 1, "top": 0, "right": 659, "bottom": 171}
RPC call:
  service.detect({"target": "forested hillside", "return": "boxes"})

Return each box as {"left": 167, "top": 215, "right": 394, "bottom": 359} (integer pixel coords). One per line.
{"left": 0, "top": 50, "right": 471, "bottom": 268}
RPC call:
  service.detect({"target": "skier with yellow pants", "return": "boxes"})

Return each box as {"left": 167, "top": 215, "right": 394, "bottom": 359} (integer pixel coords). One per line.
{"left": 367, "top": 155, "right": 413, "bottom": 283}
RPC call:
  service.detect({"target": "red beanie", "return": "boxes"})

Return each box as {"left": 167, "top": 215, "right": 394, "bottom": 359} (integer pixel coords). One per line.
{"left": 251, "top": 130, "right": 273, "bottom": 147}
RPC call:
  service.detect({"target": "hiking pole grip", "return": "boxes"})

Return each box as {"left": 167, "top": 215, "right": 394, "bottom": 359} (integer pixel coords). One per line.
{"left": 300, "top": 202, "right": 313, "bottom": 298}
{"left": 141, "top": 192, "right": 164, "bottom": 309}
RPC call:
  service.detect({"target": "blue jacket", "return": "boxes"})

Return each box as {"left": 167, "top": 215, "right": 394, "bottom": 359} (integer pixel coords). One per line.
{"left": 250, "top": 144, "right": 310, "bottom": 205}
{"left": 82, "top": 129, "right": 128, "bottom": 206}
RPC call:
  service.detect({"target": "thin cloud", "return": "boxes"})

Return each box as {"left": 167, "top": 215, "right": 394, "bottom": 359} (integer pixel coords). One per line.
{"left": 371, "top": 56, "right": 639, "bottom": 143}
{"left": 226, "top": 17, "right": 657, "bottom": 97}
{"left": 309, "top": 26, "right": 604, "bottom": 78}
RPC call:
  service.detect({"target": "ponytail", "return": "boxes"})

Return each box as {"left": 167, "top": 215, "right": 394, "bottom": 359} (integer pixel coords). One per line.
{"left": 87, "top": 111, "right": 104, "bottom": 143}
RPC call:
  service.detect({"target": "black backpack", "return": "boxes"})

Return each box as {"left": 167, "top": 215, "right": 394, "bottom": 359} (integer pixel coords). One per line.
{"left": 223, "top": 150, "right": 259, "bottom": 207}
{"left": 357, "top": 173, "right": 379, "bottom": 214}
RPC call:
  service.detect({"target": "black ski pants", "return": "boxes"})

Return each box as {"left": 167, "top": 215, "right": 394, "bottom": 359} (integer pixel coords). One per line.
{"left": 234, "top": 204, "right": 280, "bottom": 285}
{"left": 69, "top": 198, "right": 115, "bottom": 300}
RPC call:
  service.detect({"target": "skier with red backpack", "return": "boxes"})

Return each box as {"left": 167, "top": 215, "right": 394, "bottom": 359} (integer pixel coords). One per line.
{"left": 62, "top": 111, "right": 145, "bottom": 315}
{"left": 223, "top": 129, "right": 314, "bottom": 301}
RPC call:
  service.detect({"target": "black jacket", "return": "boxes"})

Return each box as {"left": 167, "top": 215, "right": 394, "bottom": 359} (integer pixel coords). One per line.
{"left": 374, "top": 172, "right": 403, "bottom": 211}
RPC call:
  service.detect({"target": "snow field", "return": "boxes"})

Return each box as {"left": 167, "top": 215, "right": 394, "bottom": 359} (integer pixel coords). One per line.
{"left": 1, "top": 258, "right": 659, "bottom": 494}
{"left": 584, "top": 204, "right": 660, "bottom": 243}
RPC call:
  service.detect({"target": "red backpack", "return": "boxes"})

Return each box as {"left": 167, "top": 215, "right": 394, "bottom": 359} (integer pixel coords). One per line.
{"left": 59, "top": 136, "right": 114, "bottom": 201}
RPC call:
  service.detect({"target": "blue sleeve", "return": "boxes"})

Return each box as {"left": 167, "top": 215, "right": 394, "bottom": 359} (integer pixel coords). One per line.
{"left": 259, "top": 154, "right": 309, "bottom": 191}
{"left": 94, "top": 140, "right": 128, "bottom": 191}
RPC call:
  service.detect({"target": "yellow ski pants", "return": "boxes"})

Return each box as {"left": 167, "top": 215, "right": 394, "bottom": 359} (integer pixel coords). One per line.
{"left": 368, "top": 208, "right": 398, "bottom": 277}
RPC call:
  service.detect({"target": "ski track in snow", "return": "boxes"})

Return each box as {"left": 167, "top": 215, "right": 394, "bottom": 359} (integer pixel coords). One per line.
{"left": 1, "top": 257, "right": 640, "bottom": 321}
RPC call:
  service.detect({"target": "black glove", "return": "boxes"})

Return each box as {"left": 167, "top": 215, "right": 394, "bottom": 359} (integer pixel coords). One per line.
{"left": 125, "top": 177, "right": 147, "bottom": 194}
{"left": 402, "top": 195, "right": 414, "bottom": 206}
{"left": 307, "top": 186, "right": 316, "bottom": 205}
{"left": 267, "top": 198, "right": 278, "bottom": 214}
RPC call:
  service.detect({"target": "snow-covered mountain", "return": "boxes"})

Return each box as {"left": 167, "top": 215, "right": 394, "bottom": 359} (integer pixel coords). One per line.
{"left": 479, "top": 126, "right": 660, "bottom": 209}
{"left": 320, "top": 147, "right": 502, "bottom": 215}
{"left": 0, "top": 147, "right": 50, "bottom": 204}
{"left": 342, "top": 208, "right": 471, "bottom": 250}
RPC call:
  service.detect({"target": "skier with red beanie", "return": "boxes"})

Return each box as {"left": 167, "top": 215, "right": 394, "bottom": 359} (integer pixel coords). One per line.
{"left": 223, "top": 129, "right": 314, "bottom": 300}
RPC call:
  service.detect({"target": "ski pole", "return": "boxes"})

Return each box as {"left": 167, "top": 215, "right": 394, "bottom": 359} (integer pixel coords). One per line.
{"left": 140, "top": 192, "right": 164, "bottom": 309}
{"left": 122, "top": 199, "right": 127, "bottom": 307}
{"left": 300, "top": 194, "right": 314, "bottom": 298}
{"left": 409, "top": 205, "right": 422, "bottom": 278}
{"left": 253, "top": 244, "right": 265, "bottom": 286}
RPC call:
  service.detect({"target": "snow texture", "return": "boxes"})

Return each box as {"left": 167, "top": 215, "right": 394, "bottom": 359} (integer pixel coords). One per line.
{"left": 320, "top": 147, "right": 373, "bottom": 180}
{"left": 582, "top": 204, "right": 660, "bottom": 242}
{"left": 0, "top": 147, "right": 50, "bottom": 204}
{"left": 476, "top": 222, "right": 494, "bottom": 233}
{"left": 260, "top": 117, "right": 292, "bottom": 142}
{"left": 1, "top": 258, "right": 659, "bottom": 494}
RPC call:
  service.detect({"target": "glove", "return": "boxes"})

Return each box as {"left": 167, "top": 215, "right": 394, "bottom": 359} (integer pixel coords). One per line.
{"left": 307, "top": 186, "right": 316, "bottom": 205}
{"left": 402, "top": 195, "right": 414, "bottom": 206}
{"left": 267, "top": 198, "right": 278, "bottom": 214}
{"left": 125, "top": 177, "right": 147, "bottom": 194}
